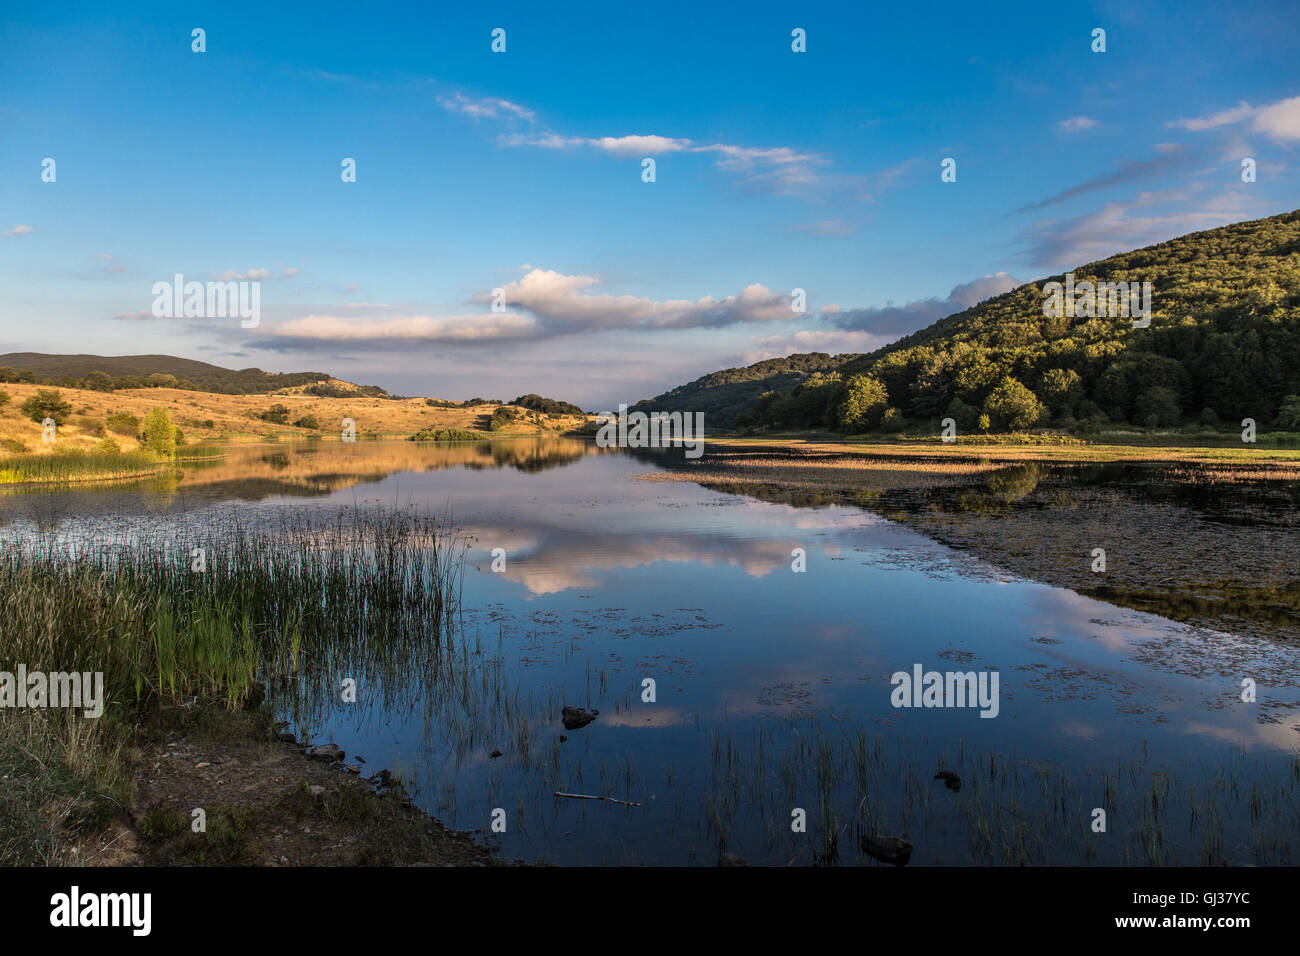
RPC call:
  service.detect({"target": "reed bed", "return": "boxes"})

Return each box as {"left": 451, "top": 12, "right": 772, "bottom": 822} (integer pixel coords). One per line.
{"left": 0, "top": 450, "right": 169, "bottom": 486}
{"left": 0, "top": 505, "right": 485, "bottom": 863}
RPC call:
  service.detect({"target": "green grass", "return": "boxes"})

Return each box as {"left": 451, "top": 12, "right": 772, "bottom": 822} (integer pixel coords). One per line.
{"left": 0, "top": 505, "right": 469, "bottom": 863}
{"left": 0, "top": 449, "right": 168, "bottom": 485}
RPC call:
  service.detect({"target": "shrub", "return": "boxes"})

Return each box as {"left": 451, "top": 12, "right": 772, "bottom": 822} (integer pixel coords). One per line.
{"left": 0, "top": 389, "right": 10, "bottom": 408}
{"left": 261, "top": 404, "right": 291, "bottom": 425}
{"left": 76, "top": 416, "right": 107, "bottom": 437}
{"left": 408, "top": 428, "right": 490, "bottom": 441}
{"left": 488, "top": 406, "right": 523, "bottom": 431}
{"left": 96, "top": 436, "right": 121, "bottom": 453}
{"left": 294, "top": 414, "right": 320, "bottom": 430}
{"left": 106, "top": 411, "right": 141, "bottom": 435}
{"left": 19, "top": 389, "right": 72, "bottom": 426}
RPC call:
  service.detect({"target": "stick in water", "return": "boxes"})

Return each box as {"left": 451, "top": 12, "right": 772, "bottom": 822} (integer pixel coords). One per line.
{"left": 554, "top": 791, "right": 641, "bottom": 807}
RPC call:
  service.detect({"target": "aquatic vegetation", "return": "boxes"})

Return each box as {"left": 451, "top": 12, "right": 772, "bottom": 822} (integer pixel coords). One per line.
{"left": 0, "top": 449, "right": 168, "bottom": 486}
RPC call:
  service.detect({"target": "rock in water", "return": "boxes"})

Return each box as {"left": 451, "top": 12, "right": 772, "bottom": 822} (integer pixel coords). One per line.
{"left": 934, "top": 770, "right": 962, "bottom": 792}
{"left": 861, "top": 834, "right": 913, "bottom": 867}
{"left": 561, "top": 706, "right": 599, "bottom": 730}
{"left": 309, "top": 743, "right": 345, "bottom": 762}
{"left": 718, "top": 852, "right": 749, "bottom": 867}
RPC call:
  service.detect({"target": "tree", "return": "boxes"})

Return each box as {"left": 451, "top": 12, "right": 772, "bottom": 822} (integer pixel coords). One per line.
{"left": 20, "top": 389, "right": 72, "bottom": 425}
{"left": 1039, "top": 368, "right": 1082, "bottom": 414}
{"left": 945, "top": 396, "right": 980, "bottom": 432}
{"left": 141, "top": 407, "right": 176, "bottom": 458}
{"left": 836, "top": 374, "right": 889, "bottom": 431}
{"left": 294, "top": 414, "right": 321, "bottom": 430}
{"left": 1135, "top": 386, "right": 1182, "bottom": 428}
{"left": 1274, "top": 395, "right": 1300, "bottom": 431}
{"left": 82, "top": 371, "right": 115, "bottom": 391}
{"left": 982, "top": 378, "right": 1044, "bottom": 431}
{"left": 261, "top": 403, "right": 290, "bottom": 425}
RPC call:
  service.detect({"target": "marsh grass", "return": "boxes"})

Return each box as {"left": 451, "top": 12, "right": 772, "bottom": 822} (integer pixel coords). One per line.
{"left": 0, "top": 449, "right": 168, "bottom": 486}
{"left": 0, "top": 505, "right": 474, "bottom": 863}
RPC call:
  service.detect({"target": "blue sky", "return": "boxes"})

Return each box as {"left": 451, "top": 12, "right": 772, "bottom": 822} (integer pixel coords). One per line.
{"left": 2, "top": 0, "right": 1298, "bottom": 406}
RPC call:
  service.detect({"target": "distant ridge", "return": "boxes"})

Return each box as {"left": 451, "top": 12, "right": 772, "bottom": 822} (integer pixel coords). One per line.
{"left": 0, "top": 352, "right": 340, "bottom": 395}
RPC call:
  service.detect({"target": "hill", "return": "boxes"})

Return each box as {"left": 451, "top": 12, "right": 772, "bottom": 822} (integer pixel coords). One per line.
{"left": 642, "top": 210, "right": 1300, "bottom": 435}
{"left": 0, "top": 352, "right": 338, "bottom": 395}
{"left": 632, "top": 352, "right": 852, "bottom": 428}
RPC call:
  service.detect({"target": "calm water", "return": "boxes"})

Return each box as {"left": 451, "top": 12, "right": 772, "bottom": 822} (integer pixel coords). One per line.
{"left": 7, "top": 439, "right": 1299, "bottom": 865}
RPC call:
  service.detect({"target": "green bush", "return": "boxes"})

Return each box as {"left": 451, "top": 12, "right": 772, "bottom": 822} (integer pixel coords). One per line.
{"left": 407, "top": 428, "right": 490, "bottom": 442}
{"left": 260, "top": 404, "right": 290, "bottom": 425}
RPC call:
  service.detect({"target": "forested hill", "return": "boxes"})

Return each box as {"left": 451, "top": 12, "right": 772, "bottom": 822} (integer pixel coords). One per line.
{"left": 0, "top": 353, "right": 339, "bottom": 395}
{"left": 632, "top": 352, "right": 852, "bottom": 427}
{"left": 647, "top": 209, "right": 1300, "bottom": 434}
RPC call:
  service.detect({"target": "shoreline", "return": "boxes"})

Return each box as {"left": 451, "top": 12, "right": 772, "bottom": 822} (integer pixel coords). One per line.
{"left": 637, "top": 439, "right": 1300, "bottom": 643}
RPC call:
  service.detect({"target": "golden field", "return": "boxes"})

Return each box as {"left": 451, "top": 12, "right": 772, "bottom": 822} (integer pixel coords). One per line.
{"left": 0, "top": 380, "right": 591, "bottom": 453}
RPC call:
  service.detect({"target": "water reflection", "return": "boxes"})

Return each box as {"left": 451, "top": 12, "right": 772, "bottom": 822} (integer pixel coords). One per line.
{"left": 9, "top": 439, "right": 1300, "bottom": 865}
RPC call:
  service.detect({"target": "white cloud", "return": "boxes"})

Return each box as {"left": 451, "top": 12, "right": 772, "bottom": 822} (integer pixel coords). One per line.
{"left": 1168, "top": 95, "right": 1300, "bottom": 142}
{"left": 1252, "top": 95, "right": 1300, "bottom": 141}
{"left": 1023, "top": 188, "right": 1261, "bottom": 267}
{"left": 215, "top": 268, "right": 271, "bottom": 281}
{"left": 437, "top": 92, "right": 536, "bottom": 123}
{"left": 1057, "top": 116, "right": 1098, "bottom": 132}
{"left": 259, "top": 268, "right": 803, "bottom": 349}
{"left": 273, "top": 312, "right": 538, "bottom": 343}
{"left": 1168, "top": 100, "right": 1257, "bottom": 132}
{"left": 589, "top": 134, "right": 689, "bottom": 157}
{"left": 476, "top": 268, "right": 796, "bottom": 331}
{"left": 441, "top": 87, "right": 839, "bottom": 197}
{"left": 3, "top": 224, "right": 34, "bottom": 237}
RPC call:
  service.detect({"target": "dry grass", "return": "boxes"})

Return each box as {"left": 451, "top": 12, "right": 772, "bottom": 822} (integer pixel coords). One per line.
{"left": 0, "top": 381, "right": 591, "bottom": 453}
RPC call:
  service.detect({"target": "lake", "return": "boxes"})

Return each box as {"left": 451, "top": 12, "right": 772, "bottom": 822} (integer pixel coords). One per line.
{"left": 5, "top": 438, "right": 1298, "bottom": 865}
